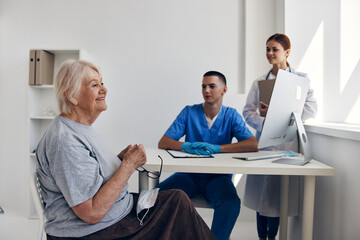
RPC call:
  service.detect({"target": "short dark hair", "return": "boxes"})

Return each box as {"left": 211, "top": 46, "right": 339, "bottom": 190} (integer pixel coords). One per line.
{"left": 203, "top": 71, "right": 226, "bottom": 86}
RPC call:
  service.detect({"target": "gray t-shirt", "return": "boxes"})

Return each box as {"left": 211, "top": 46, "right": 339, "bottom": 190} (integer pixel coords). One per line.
{"left": 36, "top": 116, "right": 133, "bottom": 237}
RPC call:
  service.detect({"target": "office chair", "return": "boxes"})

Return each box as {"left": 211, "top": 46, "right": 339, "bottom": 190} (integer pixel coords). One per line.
{"left": 29, "top": 172, "right": 46, "bottom": 240}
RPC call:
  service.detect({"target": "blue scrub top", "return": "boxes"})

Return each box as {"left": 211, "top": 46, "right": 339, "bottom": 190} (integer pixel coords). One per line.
{"left": 165, "top": 104, "right": 253, "bottom": 145}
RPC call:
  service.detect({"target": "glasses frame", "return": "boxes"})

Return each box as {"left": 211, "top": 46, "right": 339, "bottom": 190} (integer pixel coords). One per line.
{"left": 136, "top": 155, "right": 163, "bottom": 179}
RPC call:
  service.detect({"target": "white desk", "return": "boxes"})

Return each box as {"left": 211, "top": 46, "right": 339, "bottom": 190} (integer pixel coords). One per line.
{"left": 140, "top": 148, "right": 335, "bottom": 240}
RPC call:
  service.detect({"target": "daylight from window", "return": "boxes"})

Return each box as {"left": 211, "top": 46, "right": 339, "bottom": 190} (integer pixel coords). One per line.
{"left": 298, "top": 0, "right": 359, "bottom": 125}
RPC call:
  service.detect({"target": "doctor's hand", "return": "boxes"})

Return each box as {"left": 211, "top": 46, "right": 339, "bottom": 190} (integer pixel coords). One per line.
{"left": 192, "top": 142, "right": 221, "bottom": 154}
{"left": 181, "top": 142, "right": 211, "bottom": 155}
{"left": 259, "top": 101, "right": 269, "bottom": 117}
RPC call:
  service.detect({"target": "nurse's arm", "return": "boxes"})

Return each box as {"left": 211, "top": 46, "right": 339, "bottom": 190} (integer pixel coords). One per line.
{"left": 220, "top": 136, "right": 258, "bottom": 153}
{"left": 158, "top": 135, "right": 183, "bottom": 150}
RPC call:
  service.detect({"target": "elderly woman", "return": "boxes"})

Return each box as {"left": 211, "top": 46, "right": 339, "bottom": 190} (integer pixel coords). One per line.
{"left": 36, "top": 60, "right": 215, "bottom": 240}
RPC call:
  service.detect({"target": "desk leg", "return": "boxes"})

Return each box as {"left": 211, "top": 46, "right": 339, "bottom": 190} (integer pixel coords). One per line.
{"left": 279, "top": 175, "right": 289, "bottom": 240}
{"left": 302, "top": 176, "right": 315, "bottom": 240}
{"left": 138, "top": 171, "right": 160, "bottom": 192}
{"left": 139, "top": 171, "right": 149, "bottom": 191}
{"left": 149, "top": 172, "right": 160, "bottom": 189}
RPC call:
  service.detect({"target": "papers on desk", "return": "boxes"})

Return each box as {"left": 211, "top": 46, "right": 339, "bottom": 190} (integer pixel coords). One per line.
{"left": 232, "top": 151, "right": 284, "bottom": 161}
{"left": 166, "top": 149, "right": 214, "bottom": 158}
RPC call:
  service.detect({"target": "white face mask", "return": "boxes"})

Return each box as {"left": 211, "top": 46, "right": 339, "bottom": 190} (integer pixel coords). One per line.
{"left": 136, "top": 188, "right": 159, "bottom": 225}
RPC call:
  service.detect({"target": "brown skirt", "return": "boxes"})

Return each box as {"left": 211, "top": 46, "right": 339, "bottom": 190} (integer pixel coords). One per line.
{"left": 47, "top": 189, "right": 215, "bottom": 240}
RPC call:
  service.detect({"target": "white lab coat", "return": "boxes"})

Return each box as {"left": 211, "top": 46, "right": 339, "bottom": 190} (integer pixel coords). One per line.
{"left": 242, "top": 68, "right": 317, "bottom": 217}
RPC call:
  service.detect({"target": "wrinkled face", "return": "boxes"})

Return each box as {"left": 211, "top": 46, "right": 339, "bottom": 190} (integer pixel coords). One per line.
{"left": 266, "top": 40, "right": 290, "bottom": 65}
{"left": 75, "top": 69, "right": 107, "bottom": 117}
{"left": 202, "top": 76, "right": 227, "bottom": 104}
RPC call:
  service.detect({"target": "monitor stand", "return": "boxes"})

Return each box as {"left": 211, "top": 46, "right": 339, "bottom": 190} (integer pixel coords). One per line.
{"left": 272, "top": 112, "right": 312, "bottom": 166}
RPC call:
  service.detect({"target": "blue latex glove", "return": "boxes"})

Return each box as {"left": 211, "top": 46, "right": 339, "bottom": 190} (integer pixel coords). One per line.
{"left": 181, "top": 142, "right": 212, "bottom": 155}
{"left": 192, "top": 142, "right": 220, "bottom": 154}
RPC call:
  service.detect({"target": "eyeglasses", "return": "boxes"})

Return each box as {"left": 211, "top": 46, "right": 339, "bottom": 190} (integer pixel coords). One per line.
{"left": 136, "top": 155, "right": 163, "bottom": 179}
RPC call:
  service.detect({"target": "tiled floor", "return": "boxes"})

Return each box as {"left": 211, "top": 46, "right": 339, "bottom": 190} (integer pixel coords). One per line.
{"left": 0, "top": 206, "right": 257, "bottom": 240}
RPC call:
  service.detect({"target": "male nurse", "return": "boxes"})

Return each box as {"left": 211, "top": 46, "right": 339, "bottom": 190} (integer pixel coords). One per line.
{"left": 157, "top": 71, "right": 258, "bottom": 240}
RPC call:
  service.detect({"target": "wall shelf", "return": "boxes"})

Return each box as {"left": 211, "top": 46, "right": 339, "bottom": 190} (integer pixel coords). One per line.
{"left": 30, "top": 85, "right": 54, "bottom": 89}
{"left": 30, "top": 116, "right": 56, "bottom": 120}
{"left": 28, "top": 49, "right": 82, "bottom": 218}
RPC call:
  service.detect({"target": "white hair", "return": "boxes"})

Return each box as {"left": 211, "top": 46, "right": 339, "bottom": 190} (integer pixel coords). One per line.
{"left": 54, "top": 59, "right": 100, "bottom": 115}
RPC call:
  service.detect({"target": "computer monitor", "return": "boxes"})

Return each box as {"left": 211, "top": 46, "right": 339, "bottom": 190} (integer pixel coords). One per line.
{"left": 257, "top": 69, "right": 312, "bottom": 165}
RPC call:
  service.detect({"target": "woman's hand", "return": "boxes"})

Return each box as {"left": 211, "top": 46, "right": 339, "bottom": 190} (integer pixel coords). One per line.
{"left": 117, "top": 145, "right": 132, "bottom": 160}
{"left": 122, "top": 144, "right": 147, "bottom": 171}
{"left": 259, "top": 101, "right": 269, "bottom": 117}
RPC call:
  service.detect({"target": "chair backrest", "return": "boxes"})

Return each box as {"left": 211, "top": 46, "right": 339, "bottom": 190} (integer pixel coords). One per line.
{"left": 29, "top": 172, "right": 46, "bottom": 240}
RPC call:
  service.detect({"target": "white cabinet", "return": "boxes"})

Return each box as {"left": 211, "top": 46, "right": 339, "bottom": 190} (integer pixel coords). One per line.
{"left": 28, "top": 49, "right": 85, "bottom": 218}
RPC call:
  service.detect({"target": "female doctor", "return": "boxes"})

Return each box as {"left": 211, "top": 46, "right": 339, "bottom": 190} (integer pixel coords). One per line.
{"left": 242, "top": 33, "right": 317, "bottom": 240}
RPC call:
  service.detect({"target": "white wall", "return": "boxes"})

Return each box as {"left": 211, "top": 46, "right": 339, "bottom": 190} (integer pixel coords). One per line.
{"left": 244, "top": 0, "right": 277, "bottom": 94}
{"left": 288, "top": 129, "right": 360, "bottom": 240}
{"left": 284, "top": 0, "right": 360, "bottom": 239}
{"left": 3, "top": 0, "right": 358, "bottom": 238}
{"left": 0, "top": 0, "right": 252, "bottom": 213}
{"left": 285, "top": 0, "right": 360, "bottom": 124}
{"left": 0, "top": 0, "right": 283, "bottom": 225}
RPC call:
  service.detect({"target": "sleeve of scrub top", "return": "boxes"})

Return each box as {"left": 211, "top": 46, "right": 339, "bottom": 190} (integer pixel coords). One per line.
{"left": 164, "top": 106, "right": 188, "bottom": 141}
{"left": 232, "top": 110, "right": 255, "bottom": 142}
{"left": 242, "top": 80, "right": 265, "bottom": 133}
